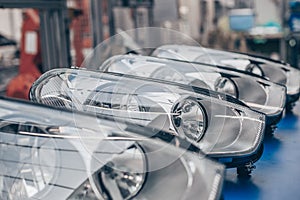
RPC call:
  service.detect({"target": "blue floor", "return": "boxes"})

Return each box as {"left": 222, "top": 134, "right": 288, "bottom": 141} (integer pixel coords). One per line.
{"left": 223, "top": 102, "right": 300, "bottom": 200}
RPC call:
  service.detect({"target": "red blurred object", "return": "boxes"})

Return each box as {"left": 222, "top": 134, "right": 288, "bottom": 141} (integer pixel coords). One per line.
{"left": 6, "top": 9, "right": 41, "bottom": 100}
{"left": 6, "top": 73, "right": 39, "bottom": 99}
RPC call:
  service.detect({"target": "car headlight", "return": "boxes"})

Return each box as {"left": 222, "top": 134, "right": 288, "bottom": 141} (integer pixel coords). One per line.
{"left": 152, "top": 44, "right": 300, "bottom": 105}
{"left": 214, "top": 77, "right": 238, "bottom": 98}
{"left": 172, "top": 97, "right": 206, "bottom": 142}
{"left": 0, "top": 97, "right": 225, "bottom": 200}
{"left": 30, "top": 68, "right": 265, "bottom": 162}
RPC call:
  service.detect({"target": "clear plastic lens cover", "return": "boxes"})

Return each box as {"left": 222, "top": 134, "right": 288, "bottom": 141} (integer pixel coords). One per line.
{"left": 153, "top": 44, "right": 300, "bottom": 96}
{"left": 100, "top": 55, "right": 285, "bottom": 117}
{"left": 30, "top": 68, "right": 265, "bottom": 157}
{"left": 0, "top": 98, "right": 224, "bottom": 200}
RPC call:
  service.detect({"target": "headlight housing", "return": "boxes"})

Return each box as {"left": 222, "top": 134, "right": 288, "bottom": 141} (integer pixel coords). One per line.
{"left": 152, "top": 44, "right": 299, "bottom": 106}
{"left": 0, "top": 97, "right": 225, "bottom": 200}
{"left": 30, "top": 68, "right": 265, "bottom": 164}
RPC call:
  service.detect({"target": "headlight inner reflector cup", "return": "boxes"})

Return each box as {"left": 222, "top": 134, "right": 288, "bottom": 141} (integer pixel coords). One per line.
{"left": 214, "top": 77, "right": 238, "bottom": 98}
{"left": 172, "top": 98, "right": 207, "bottom": 142}
{"left": 245, "top": 63, "right": 264, "bottom": 77}
{"left": 97, "top": 144, "right": 147, "bottom": 200}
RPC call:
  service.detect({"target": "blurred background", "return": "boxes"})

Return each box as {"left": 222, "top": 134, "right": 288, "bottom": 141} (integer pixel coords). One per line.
{"left": 0, "top": 0, "right": 300, "bottom": 98}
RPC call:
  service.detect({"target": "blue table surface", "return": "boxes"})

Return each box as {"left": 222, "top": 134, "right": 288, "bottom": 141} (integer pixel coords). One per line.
{"left": 223, "top": 102, "right": 300, "bottom": 200}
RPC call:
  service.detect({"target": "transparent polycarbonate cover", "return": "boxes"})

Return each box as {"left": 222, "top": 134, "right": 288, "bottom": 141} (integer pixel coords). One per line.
{"left": 30, "top": 68, "right": 265, "bottom": 157}
{"left": 0, "top": 97, "right": 224, "bottom": 200}
{"left": 100, "top": 55, "right": 286, "bottom": 118}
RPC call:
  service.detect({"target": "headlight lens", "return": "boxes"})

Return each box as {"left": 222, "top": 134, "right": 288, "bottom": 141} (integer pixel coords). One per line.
{"left": 214, "top": 77, "right": 238, "bottom": 98}
{"left": 98, "top": 144, "right": 147, "bottom": 200}
{"left": 172, "top": 98, "right": 206, "bottom": 142}
{"left": 245, "top": 63, "right": 264, "bottom": 76}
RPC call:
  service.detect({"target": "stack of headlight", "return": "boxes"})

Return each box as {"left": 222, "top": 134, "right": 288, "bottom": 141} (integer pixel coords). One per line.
{"left": 98, "top": 55, "right": 285, "bottom": 126}
{"left": 0, "top": 97, "right": 224, "bottom": 200}
{"left": 152, "top": 44, "right": 300, "bottom": 108}
{"left": 30, "top": 68, "right": 265, "bottom": 170}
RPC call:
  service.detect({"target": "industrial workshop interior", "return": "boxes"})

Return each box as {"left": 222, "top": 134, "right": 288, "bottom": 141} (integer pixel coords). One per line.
{"left": 0, "top": 0, "right": 300, "bottom": 199}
